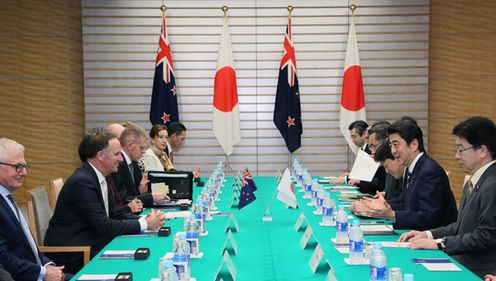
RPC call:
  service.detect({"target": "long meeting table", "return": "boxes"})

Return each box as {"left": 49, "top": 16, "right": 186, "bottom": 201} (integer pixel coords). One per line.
{"left": 72, "top": 176, "right": 480, "bottom": 281}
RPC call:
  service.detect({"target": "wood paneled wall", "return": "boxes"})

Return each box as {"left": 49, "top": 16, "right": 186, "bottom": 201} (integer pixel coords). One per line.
{"left": 429, "top": 0, "right": 496, "bottom": 201}
{"left": 0, "top": 0, "right": 85, "bottom": 203}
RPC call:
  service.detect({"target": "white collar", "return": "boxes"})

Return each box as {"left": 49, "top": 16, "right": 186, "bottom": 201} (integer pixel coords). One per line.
{"left": 88, "top": 161, "right": 106, "bottom": 184}
{"left": 408, "top": 152, "right": 424, "bottom": 174}
{"left": 121, "top": 150, "right": 132, "bottom": 165}
{"left": 471, "top": 160, "right": 496, "bottom": 186}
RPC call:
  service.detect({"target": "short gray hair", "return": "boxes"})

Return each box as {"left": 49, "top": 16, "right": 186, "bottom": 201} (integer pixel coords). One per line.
{"left": 0, "top": 138, "right": 25, "bottom": 162}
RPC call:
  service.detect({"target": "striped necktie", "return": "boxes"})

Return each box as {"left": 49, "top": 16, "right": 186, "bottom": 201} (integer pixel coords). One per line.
{"left": 7, "top": 194, "right": 42, "bottom": 265}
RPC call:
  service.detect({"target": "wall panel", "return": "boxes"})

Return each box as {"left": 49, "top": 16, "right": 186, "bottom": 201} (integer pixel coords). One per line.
{"left": 82, "top": 0, "right": 429, "bottom": 176}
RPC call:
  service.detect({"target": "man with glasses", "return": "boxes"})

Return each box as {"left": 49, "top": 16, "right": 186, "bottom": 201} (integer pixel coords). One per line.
{"left": 0, "top": 138, "right": 65, "bottom": 280}
{"left": 399, "top": 116, "right": 496, "bottom": 278}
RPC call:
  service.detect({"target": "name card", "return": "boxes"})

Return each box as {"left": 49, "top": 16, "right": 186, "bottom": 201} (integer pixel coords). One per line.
{"left": 309, "top": 243, "right": 324, "bottom": 273}
{"left": 224, "top": 214, "right": 240, "bottom": 233}
{"left": 294, "top": 213, "right": 306, "bottom": 232}
{"left": 220, "top": 229, "right": 238, "bottom": 256}
{"left": 300, "top": 226, "right": 313, "bottom": 249}
{"left": 214, "top": 251, "right": 237, "bottom": 281}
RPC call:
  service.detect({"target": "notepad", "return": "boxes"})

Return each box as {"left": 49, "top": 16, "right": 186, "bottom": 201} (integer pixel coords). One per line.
{"left": 99, "top": 250, "right": 134, "bottom": 259}
{"left": 360, "top": 225, "right": 397, "bottom": 235}
{"left": 165, "top": 211, "right": 191, "bottom": 219}
{"left": 412, "top": 258, "right": 462, "bottom": 271}
{"left": 77, "top": 274, "right": 116, "bottom": 281}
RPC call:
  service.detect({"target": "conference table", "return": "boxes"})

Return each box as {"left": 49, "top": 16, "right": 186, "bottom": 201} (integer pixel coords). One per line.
{"left": 72, "top": 176, "right": 480, "bottom": 281}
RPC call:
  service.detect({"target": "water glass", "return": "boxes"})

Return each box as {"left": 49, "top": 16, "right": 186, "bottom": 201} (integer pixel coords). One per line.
{"left": 388, "top": 267, "right": 402, "bottom": 281}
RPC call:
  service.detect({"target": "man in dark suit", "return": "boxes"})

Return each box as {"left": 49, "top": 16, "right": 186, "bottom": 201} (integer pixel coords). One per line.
{"left": 361, "top": 120, "right": 458, "bottom": 230}
{"left": 349, "top": 122, "right": 389, "bottom": 195}
{"left": 45, "top": 130, "right": 166, "bottom": 273}
{"left": 0, "top": 138, "right": 65, "bottom": 281}
{"left": 400, "top": 116, "right": 496, "bottom": 278}
{"left": 111, "top": 124, "right": 167, "bottom": 208}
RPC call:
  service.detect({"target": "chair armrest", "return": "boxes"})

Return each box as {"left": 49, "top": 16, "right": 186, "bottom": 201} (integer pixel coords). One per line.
{"left": 39, "top": 246, "right": 91, "bottom": 265}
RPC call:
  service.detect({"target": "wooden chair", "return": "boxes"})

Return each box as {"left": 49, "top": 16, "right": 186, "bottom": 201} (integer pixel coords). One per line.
{"left": 26, "top": 187, "right": 91, "bottom": 265}
{"left": 48, "top": 178, "right": 63, "bottom": 209}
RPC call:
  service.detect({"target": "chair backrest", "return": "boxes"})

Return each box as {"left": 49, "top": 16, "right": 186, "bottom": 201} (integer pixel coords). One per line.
{"left": 27, "top": 187, "right": 53, "bottom": 246}
{"left": 48, "top": 178, "right": 64, "bottom": 208}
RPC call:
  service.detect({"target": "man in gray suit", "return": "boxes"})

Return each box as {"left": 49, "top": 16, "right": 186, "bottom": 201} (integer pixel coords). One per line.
{"left": 400, "top": 116, "right": 496, "bottom": 278}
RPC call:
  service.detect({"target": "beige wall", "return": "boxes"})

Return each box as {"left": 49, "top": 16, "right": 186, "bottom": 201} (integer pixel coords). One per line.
{"left": 1, "top": 0, "right": 495, "bottom": 203}
{"left": 429, "top": 0, "right": 496, "bottom": 201}
{"left": 0, "top": 0, "right": 84, "bottom": 203}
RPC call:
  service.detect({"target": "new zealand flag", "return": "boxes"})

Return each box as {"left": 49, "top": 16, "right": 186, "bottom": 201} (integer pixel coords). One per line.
{"left": 273, "top": 17, "right": 302, "bottom": 153}
{"left": 150, "top": 16, "right": 179, "bottom": 127}
{"left": 238, "top": 176, "right": 257, "bottom": 210}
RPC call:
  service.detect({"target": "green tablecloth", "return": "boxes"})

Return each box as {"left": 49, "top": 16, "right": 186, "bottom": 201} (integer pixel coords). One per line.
{"left": 72, "top": 177, "right": 480, "bottom": 281}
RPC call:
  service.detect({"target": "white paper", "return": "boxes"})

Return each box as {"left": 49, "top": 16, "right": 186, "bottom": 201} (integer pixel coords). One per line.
{"left": 344, "top": 258, "right": 369, "bottom": 265}
{"left": 165, "top": 211, "right": 191, "bottom": 219}
{"left": 335, "top": 246, "right": 349, "bottom": 254}
{"left": 77, "top": 275, "right": 116, "bottom": 281}
{"left": 349, "top": 150, "right": 380, "bottom": 182}
{"left": 360, "top": 225, "right": 394, "bottom": 232}
{"left": 421, "top": 262, "right": 462, "bottom": 271}
{"left": 379, "top": 241, "right": 409, "bottom": 248}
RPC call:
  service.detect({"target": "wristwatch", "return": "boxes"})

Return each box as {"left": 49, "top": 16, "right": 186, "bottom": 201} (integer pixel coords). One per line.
{"left": 436, "top": 237, "right": 447, "bottom": 251}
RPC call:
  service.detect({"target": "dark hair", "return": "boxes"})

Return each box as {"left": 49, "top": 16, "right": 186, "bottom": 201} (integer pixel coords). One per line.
{"left": 374, "top": 141, "right": 395, "bottom": 162}
{"left": 168, "top": 122, "right": 187, "bottom": 137}
{"left": 368, "top": 121, "right": 391, "bottom": 142}
{"left": 348, "top": 120, "right": 369, "bottom": 136}
{"left": 78, "top": 128, "right": 115, "bottom": 162}
{"left": 150, "top": 124, "right": 168, "bottom": 139}
{"left": 388, "top": 120, "right": 425, "bottom": 152}
{"left": 119, "top": 123, "right": 148, "bottom": 146}
{"left": 452, "top": 116, "right": 496, "bottom": 159}
{"left": 399, "top": 116, "right": 418, "bottom": 127}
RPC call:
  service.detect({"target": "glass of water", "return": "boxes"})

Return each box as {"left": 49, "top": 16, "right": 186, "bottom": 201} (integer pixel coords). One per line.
{"left": 388, "top": 267, "right": 402, "bottom": 281}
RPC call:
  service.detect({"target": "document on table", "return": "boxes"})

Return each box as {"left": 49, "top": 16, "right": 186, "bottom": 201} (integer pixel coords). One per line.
{"left": 77, "top": 274, "right": 116, "bottom": 281}
{"left": 378, "top": 241, "right": 409, "bottom": 248}
{"left": 412, "top": 258, "right": 462, "bottom": 271}
{"left": 348, "top": 150, "right": 380, "bottom": 182}
{"left": 165, "top": 211, "right": 191, "bottom": 219}
{"left": 99, "top": 250, "right": 134, "bottom": 259}
{"left": 360, "top": 224, "right": 397, "bottom": 235}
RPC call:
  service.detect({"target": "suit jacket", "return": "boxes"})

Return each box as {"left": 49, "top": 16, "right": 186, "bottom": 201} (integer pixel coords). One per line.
{"left": 430, "top": 162, "right": 496, "bottom": 278}
{"left": 0, "top": 194, "right": 50, "bottom": 280}
{"left": 44, "top": 161, "right": 141, "bottom": 273}
{"left": 392, "top": 154, "right": 457, "bottom": 230}
{"left": 0, "top": 264, "right": 14, "bottom": 281}
{"left": 384, "top": 174, "right": 404, "bottom": 202}
{"left": 111, "top": 156, "right": 153, "bottom": 207}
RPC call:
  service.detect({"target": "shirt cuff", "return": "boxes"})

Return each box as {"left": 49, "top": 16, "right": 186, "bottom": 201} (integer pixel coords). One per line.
{"left": 138, "top": 217, "right": 148, "bottom": 232}
{"left": 38, "top": 265, "right": 46, "bottom": 281}
{"left": 425, "top": 230, "right": 433, "bottom": 239}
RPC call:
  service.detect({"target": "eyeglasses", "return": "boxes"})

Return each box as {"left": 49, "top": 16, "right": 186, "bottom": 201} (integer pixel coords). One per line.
{"left": 0, "top": 162, "right": 31, "bottom": 173}
{"left": 455, "top": 146, "right": 475, "bottom": 154}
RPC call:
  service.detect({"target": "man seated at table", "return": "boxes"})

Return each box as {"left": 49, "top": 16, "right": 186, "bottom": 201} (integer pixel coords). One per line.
{"left": 45, "top": 129, "right": 166, "bottom": 274}
{"left": 0, "top": 138, "right": 66, "bottom": 280}
{"left": 350, "top": 140, "right": 406, "bottom": 215}
{"left": 111, "top": 123, "right": 168, "bottom": 208}
{"left": 166, "top": 122, "right": 200, "bottom": 179}
{"left": 357, "top": 120, "right": 458, "bottom": 230}
{"left": 348, "top": 121, "right": 389, "bottom": 195}
{"left": 399, "top": 116, "right": 496, "bottom": 278}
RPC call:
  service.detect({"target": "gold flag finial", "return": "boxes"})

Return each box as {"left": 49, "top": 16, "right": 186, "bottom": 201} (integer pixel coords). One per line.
{"left": 287, "top": 5, "right": 294, "bottom": 16}
{"left": 160, "top": 5, "right": 167, "bottom": 16}
{"left": 350, "top": 4, "right": 357, "bottom": 18}
{"left": 222, "top": 5, "right": 228, "bottom": 18}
